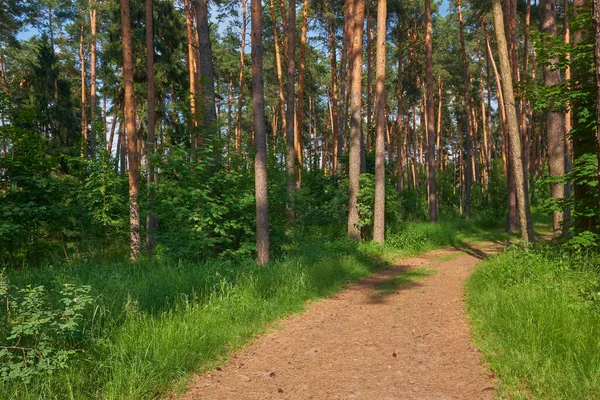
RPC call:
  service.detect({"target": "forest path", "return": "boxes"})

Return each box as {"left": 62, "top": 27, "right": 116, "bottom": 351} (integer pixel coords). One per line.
{"left": 178, "top": 241, "right": 504, "bottom": 400}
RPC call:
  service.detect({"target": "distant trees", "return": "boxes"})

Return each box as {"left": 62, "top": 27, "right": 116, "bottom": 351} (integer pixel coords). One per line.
{"left": 3, "top": 0, "right": 600, "bottom": 265}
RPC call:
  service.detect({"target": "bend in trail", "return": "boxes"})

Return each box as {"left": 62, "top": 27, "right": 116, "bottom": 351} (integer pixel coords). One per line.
{"left": 178, "top": 241, "right": 503, "bottom": 400}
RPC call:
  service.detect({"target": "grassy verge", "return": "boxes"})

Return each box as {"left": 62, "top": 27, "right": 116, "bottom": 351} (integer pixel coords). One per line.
{"left": 466, "top": 244, "right": 600, "bottom": 399}
{"left": 1, "top": 217, "right": 509, "bottom": 399}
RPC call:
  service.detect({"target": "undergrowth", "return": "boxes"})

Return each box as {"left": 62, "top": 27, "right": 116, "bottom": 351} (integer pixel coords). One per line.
{"left": 1, "top": 217, "right": 509, "bottom": 399}
{"left": 467, "top": 244, "right": 600, "bottom": 399}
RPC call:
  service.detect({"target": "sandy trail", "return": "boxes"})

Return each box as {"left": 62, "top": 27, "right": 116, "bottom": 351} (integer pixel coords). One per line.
{"left": 178, "top": 242, "right": 503, "bottom": 400}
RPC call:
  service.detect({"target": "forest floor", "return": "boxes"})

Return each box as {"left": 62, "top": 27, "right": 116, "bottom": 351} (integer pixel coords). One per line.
{"left": 176, "top": 240, "right": 506, "bottom": 400}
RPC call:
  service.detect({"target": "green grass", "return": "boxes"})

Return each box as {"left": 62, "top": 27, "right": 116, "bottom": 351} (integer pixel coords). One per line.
{"left": 1, "top": 216, "right": 512, "bottom": 399}
{"left": 466, "top": 244, "right": 600, "bottom": 399}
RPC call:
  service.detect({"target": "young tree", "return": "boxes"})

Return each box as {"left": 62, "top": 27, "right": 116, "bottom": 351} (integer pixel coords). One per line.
{"left": 251, "top": 0, "right": 270, "bottom": 265}
{"left": 492, "top": 0, "right": 535, "bottom": 242}
{"left": 347, "top": 0, "right": 364, "bottom": 240}
{"left": 120, "top": 0, "right": 142, "bottom": 259}
{"left": 373, "top": 0, "right": 386, "bottom": 242}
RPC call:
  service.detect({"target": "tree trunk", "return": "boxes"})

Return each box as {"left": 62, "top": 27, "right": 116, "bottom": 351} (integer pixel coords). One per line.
{"left": 90, "top": 0, "right": 97, "bottom": 156}
{"left": 366, "top": 2, "right": 375, "bottom": 147}
{"left": 269, "top": 0, "right": 287, "bottom": 151}
{"left": 79, "top": 25, "right": 88, "bottom": 158}
{"left": 184, "top": 0, "right": 198, "bottom": 131}
{"left": 436, "top": 77, "right": 444, "bottom": 171}
{"left": 328, "top": 18, "right": 340, "bottom": 174}
{"left": 458, "top": 0, "right": 472, "bottom": 219}
{"left": 236, "top": 0, "right": 248, "bottom": 152}
{"left": 146, "top": 0, "right": 157, "bottom": 255}
{"left": 120, "top": 0, "right": 142, "bottom": 259}
{"left": 295, "top": 0, "right": 308, "bottom": 186}
{"left": 425, "top": 0, "right": 438, "bottom": 222}
{"left": 0, "top": 52, "right": 8, "bottom": 94}
{"left": 196, "top": 0, "right": 217, "bottom": 131}
{"left": 251, "top": 0, "right": 270, "bottom": 265}
{"left": 373, "top": 0, "right": 387, "bottom": 242}
{"left": 285, "top": 0, "right": 297, "bottom": 220}
{"left": 339, "top": 1, "right": 352, "bottom": 155}
{"left": 492, "top": 0, "right": 535, "bottom": 242}
{"left": 348, "top": 0, "right": 365, "bottom": 240}
{"left": 396, "top": 21, "right": 404, "bottom": 195}
{"left": 541, "top": 0, "right": 567, "bottom": 236}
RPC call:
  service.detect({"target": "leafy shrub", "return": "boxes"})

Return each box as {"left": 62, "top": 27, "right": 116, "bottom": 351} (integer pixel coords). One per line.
{"left": 0, "top": 271, "right": 92, "bottom": 383}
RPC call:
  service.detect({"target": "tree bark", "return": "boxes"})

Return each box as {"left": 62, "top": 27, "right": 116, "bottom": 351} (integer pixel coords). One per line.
{"left": 425, "top": 0, "right": 438, "bottom": 222}
{"left": 251, "top": 0, "right": 270, "bottom": 265}
{"left": 396, "top": 21, "right": 404, "bottom": 195}
{"left": 269, "top": 0, "right": 286, "bottom": 150}
{"left": 285, "top": 0, "right": 297, "bottom": 219}
{"left": 328, "top": 18, "right": 340, "bottom": 175}
{"left": 146, "top": 0, "right": 157, "bottom": 254}
{"left": 295, "top": 0, "right": 308, "bottom": 186}
{"left": 90, "top": 0, "right": 97, "bottom": 156}
{"left": 347, "top": 0, "right": 365, "bottom": 240}
{"left": 235, "top": 0, "right": 248, "bottom": 152}
{"left": 458, "top": 0, "right": 472, "bottom": 219}
{"left": 373, "top": 0, "right": 387, "bottom": 242}
{"left": 366, "top": 1, "right": 375, "bottom": 147}
{"left": 184, "top": 0, "right": 198, "bottom": 131}
{"left": 492, "top": 0, "right": 535, "bottom": 242}
{"left": 120, "top": 0, "right": 142, "bottom": 259}
{"left": 79, "top": 25, "right": 88, "bottom": 158}
{"left": 196, "top": 0, "right": 217, "bottom": 131}
{"left": 541, "top": 0, "right": 567, "bottom": 236}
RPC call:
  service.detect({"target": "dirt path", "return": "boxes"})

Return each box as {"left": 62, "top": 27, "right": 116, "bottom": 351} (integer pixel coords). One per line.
{"left": 179, "top": 241, "right": 503, "bottom": 400}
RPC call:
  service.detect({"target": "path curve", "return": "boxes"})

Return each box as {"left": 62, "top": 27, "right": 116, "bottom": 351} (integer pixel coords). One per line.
{"left": 178, "top": 242, "right": 503, "bottom": 400}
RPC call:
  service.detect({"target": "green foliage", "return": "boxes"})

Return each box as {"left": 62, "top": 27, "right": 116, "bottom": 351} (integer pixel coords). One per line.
{"left": 356, "top": 173, "right": 402, "bottom": 236}
{"left": 467, "top": 245, "right": 600, "bottom": 399}
{"left": 153, "top": 145, "right": 260, "bottom": 260}
{"left": 0, "top": 271, "right": 92, "bottom": 384}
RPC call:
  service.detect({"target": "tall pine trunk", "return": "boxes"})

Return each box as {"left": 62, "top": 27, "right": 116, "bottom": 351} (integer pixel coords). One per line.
{"left": 251, "top": 0, "right": 270, "bottom": 265}
{"left": 373, "top": 0, "right": 387, "bottom": 242}
{"left": 492, "top": 0, "right": 535, "bottom": 242}
{"left": 269, "top": 0, "right": 286, "bottom": 151}
{"left": 90, "top": 0, "right": 97, "bottom": 155}
{"left": 295, "top": 0, "right": 308, "bottom": 186}
{"left": 347, "top": 0, "right": 365, "bottom": 240}
{"left": 146, "top": 0, "right": 157, "bottom": 254}
{"left": 425, "top": 0, "right": 438, "bottom": 222}
{"left": 120, "top": 0, "right": 142, "bottom": 259}
{"left": 79, "top": 25, "right": 88, "bottom": 158}
{"left": 457, "top": 0, "right": 472, "bottom": 219}
{"left": 235, "top": 0, "right": 248, "bottom": 152}
{"left": 541, "top": 0, "right": 567, "bottom": 236}
{"left": 196, "top": 0, "right": 217, "bottom": 132}
{"left": 285, "top": 0, "right": 297, "bottom": 219}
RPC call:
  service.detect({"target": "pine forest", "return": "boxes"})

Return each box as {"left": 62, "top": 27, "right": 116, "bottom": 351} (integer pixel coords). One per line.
{"left": 1, "top": 0, "right": 600, "bottom": 398}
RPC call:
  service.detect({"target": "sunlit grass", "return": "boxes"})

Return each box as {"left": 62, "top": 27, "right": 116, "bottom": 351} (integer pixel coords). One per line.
{"left": 466, "top": 245, "right": 600, "bottom": 399}
{"left": 1, "top": 216, "right": 514, "bottom": 399}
